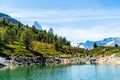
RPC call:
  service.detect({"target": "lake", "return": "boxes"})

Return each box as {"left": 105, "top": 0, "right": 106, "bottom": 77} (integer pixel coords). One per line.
{"left": 0, "top": 64, "right": 120, "bottom": 80}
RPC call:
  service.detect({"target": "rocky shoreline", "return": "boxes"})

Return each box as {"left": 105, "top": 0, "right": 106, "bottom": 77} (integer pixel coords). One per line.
{"left": 2, "top": 54, "right": 120, "bottom": 67}
{"left": 0, "top": 56, "right": 44, "bottom": 66}
{"left": 96, "top": 54, "right": 120, "bottom": 65}
{"left": 0, "top": 56, "right": 91, "bottom": 66}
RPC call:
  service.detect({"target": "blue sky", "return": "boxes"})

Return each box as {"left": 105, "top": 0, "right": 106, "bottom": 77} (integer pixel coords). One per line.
{"left": 0, "top": 0, "right": 120, "bottom": 44}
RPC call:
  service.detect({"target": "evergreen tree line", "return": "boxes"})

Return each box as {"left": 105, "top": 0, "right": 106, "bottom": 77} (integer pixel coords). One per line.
{"left": 0, "top": 18, "right": 71, "bottom": 51}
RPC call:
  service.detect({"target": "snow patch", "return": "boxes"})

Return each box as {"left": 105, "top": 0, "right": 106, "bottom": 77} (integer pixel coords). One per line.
{"left": 105, "top": 41, "right": 114, "bottom": 46}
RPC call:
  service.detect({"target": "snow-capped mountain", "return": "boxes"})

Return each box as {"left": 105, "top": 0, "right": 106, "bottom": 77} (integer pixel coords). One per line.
{"left": 33, "top": 21, "right": 42, "bottom": 30}
{"left": 79, "top": 37, "right": 120, "bottom": 50}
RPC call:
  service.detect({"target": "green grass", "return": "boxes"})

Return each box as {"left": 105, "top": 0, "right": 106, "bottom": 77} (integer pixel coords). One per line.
{"left": 2, "top": 40, "right": 120, "bottom": 58}
{"left": 0, "top": 40, "right": 87, "bottom": 58}
{"left": 3, "top": 41, "right": 120, "bottom": 58}
{"left": 3, "top": 44, "right": 35, "bottom": 57}
{"left": 87, "top": 46, "right": 120, "bottom": 57}
{"left": 1, "top": 26, "right": 120, "bottom": 58}
{"left": 1, "top": 41, "right": 84, "bottom": 58}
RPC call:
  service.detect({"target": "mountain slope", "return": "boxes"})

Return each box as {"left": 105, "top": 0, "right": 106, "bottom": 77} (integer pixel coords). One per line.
{"left": 0, "top": 12, "right": 79, "bottom": 58}
{"left": 79, "top": 37, "right": 120, "bottom": 50}
{"left": 0, "top": 13, "right": 19, "bottom": 24}
{"left": 34, "top": 21, "right": 42, "bottom": 30}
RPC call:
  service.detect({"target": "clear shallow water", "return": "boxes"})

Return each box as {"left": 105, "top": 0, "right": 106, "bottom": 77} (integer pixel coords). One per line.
{"left": 0, "top": 65, "right": 120, "bottom": 80}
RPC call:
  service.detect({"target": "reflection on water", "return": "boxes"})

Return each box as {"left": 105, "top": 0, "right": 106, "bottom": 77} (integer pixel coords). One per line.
{"left": 0, "top": 64, "right": 120, "bottom": 80}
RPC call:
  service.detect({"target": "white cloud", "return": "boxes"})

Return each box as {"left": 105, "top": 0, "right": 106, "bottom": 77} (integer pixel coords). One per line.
{"left": 0, "top": 7, "right": 120, "bottom": 42}
{"left": 1, "top": 7, "right": 120, "bottom": 23}
{"left": 53, "top": 27, "right": 120, "bottom": 43}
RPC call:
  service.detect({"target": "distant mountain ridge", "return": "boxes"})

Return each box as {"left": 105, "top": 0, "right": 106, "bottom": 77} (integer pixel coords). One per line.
{"left": 33, "top": 21, "right": 42, "bottom": 30}
{"left": 0, "top": 13, "right": 19, "bottom": 24}
{"left": 0, "top": 13, "right": 43, "bottom": 30}
{"left": 79, "top": 37, "right": 120, "bottom": 50}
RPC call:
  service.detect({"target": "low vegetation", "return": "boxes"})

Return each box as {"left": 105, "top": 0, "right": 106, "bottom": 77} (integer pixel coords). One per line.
{"left": 87, "top": 46, "right": 120, "bottom": 57}
{"left": 0, "top": 17, "right": 86, "bottom": 58}
{"left": 0, "top": 17, "right": 120, "bottom": 59}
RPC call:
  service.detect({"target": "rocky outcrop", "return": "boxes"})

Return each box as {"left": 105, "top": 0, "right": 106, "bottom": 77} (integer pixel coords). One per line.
{"left": 9, "top": 56, "right": 45, "bottom": 65}
{"left": 95, "top": 54, "right": 120, "bottom": 65}
{"left": 85, "top": 57, "right": 96, "bottom": 64}
{"left": 0, "top": 56, "right": 95, "bottom": 66}
{"left": 44, "top": 56, "right": 63, "bottom": 64}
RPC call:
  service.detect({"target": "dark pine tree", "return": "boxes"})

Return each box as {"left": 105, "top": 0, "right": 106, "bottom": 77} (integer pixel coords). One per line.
{"left": 93, "top": 42, "right": 97, "bottom": 48}
{"left": 21, "top": 30, "right": 33, "bottom": 50}
{"left": 115, "top": 44, "right": 118, "bottom": 48}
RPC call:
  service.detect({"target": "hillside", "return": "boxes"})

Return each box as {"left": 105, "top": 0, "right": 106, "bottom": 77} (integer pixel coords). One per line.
{"left": 0, "top": 13, "right": 86, "bottom": 59}
{"left": 87, "top": 46, "right": 120, "bottom": 57}
{"left": 0, "top": 12, "right": 120, "bottom": 64}
{"left": 0, "top": 17, "right": 120, "bottom": 59}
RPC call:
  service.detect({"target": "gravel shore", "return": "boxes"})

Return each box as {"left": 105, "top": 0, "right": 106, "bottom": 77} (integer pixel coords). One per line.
{"left": 96, "top": 54, "right": 120, "bottom": 65}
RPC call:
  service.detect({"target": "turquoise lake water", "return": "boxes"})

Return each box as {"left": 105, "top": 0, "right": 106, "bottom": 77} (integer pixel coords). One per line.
{"left": 0, "top": 64, "right": 120, "bottom": 80}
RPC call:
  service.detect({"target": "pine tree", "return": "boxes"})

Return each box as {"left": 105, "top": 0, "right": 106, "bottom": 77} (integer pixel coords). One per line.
{"left": 93, "top": 42, "right": 97, "bottom": 48}
{"left": 32, "top": 25, "right": 38, "bottom": 34}
{"left": 2, "top": 27, "right": 10, "bottom": 44}
{"left": 2, "top": 17, "right": 8, "bottom": 25}
{"left": 2, "top": 27, "right": 16, "bottom": 44}
{"left": 54, "top": 34, "right": 58, "bottom": 42}
{"left": 21, "top": 30, "right": 33, "bottom": 50}
{"left": 66, "top": 41, "right": 71, "bottom": 46}
{"left": 59, "top": 37, "right": 63, "bottom": 48}
{"left": 0, "top": 37, "right": 4, "bottom": 53}
{"left": 115, "top": 44, "right": 118, "bottom": 48}
{"left": 54, "top": 42, "right": 60, "bottom": 51}
{"left": 18, "top": 21, "right": 21, "bottom": 29}
{"left": 10, "top": 28, "right": 16, "bottom": 44}
{"left": 62, "top": 37, "right": 67, "bottom": 45}
{"left": 48, "top": 28, "right": 54, "bottom": 35}
{"left": 37, "top": 31, "right": 46, "bottom": 42}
